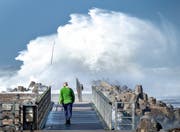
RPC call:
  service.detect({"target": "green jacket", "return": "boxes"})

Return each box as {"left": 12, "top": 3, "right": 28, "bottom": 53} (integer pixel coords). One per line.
{"left": 59, "top": 86, "right": 75, "bottom": 104}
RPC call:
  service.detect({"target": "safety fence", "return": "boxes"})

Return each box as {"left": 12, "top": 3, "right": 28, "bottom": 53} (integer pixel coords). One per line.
{"left": 92, "top": 86, "right": 135, "bottom": 131}
{"left": 36, "top": 86, "right": 52, "bottom": 129}
{"left": 92, "top": 86, "right": 113, "bottom": 129}
{"left": 115, "top": 102, "right": 135, "bottom": 130}
{"left": 23, "top": 86, "right": 52, "bottom": 130}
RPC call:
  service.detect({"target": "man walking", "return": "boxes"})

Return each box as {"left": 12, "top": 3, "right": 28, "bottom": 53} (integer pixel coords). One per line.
{"left": 59, "top": 82, "right": 75, "bottom": 125}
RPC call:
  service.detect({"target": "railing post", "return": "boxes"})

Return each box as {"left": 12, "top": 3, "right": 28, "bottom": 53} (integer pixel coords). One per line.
{"left": 109, "top": 105, "right": 112, "bottom": 130}
{"left": 132, "top": 102, "right": 135, "bottom": 130}
{"left": 115, "top": 102, "right": 118, "bottom": 130}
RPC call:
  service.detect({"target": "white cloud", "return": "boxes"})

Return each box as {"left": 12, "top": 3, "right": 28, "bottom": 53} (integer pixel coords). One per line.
{"left": 0, "top": 8, "right": 179, "bottom": 97}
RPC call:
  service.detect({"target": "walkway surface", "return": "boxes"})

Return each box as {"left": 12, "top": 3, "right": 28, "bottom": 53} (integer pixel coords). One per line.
{"left": 43, "top": 102, "right": 105, "bottom": 130}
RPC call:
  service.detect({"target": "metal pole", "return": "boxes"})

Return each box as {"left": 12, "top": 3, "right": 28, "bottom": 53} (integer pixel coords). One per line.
{"left": 110, "top": 104, "right": 112, "bottom": 130}
{"left": 132, "top": 102, "right": 135, "bottom": 130}
{"left": 76, "top": 78, "right": 83, "bottom": 102}
{"left": 50, "top": 41, "right": 55, "bottom": 65}
{"left": 115, "top": 102, "right": 118, "bottom": 130}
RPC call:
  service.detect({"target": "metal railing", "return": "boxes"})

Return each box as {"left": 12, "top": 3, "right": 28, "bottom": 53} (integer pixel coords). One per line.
{"left": 92, "top": 86, "right": 136, "bottom": 131}
{"left": 92, "top": 86, "right": 113, "bottom": 130}
{"left": 22, "top": 86, "right": 52, "bottom": 130}
{"left": 35, "top": 86, "right": 52, "bottom": 129}
{"left": 115, "top": 102, "right": 135, "bottom": 130}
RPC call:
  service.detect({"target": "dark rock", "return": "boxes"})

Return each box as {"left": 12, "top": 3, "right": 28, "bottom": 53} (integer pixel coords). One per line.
{"left": 17, "top": 86, "right": 26, "bottom": 92}
{"left": 28, "top": 81, "right": 36, "bottom": 88}
{"left": 136, "top": 112, "right": 162, "bottom": 132}
{"left": 157, "top": 101, "right": 166, "bottom": 107}
{"left": 149, "top": 97, "right": 156, "bottom": 105}
{"left": 168, "top": 128, "right": 180, "bottom": 132}
{"left": 135, "top": 85, "right": 143, "bottom": 99}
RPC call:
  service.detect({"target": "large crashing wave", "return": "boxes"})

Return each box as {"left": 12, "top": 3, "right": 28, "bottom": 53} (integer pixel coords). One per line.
{"left": 0, "top": 8, "right": 179, "bottom": 96}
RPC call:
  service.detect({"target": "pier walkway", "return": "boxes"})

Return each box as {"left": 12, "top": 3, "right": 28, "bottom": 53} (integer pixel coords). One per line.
{"left": 43, "top": 102, "right": 105, "bottom": 130}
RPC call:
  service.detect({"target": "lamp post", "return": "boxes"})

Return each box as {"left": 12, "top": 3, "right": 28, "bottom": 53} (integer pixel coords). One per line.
{"left": 23, "top": 104, "right": 36, "bottom": 131}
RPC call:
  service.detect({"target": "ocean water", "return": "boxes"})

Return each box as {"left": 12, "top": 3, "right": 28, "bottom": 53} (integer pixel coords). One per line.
{"left": 51, "top": 93, "right": 180, "bottom": 108}
{"left": 158, "top": 96, "right": 180, "bottom": 108}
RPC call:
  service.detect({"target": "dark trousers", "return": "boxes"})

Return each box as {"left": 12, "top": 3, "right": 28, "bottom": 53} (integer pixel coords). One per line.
{"left": 63, "top": 103, "right": 73, "bottom": 120}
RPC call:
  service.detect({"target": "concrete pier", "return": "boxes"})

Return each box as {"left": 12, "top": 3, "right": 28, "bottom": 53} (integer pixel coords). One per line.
{"left": 44, "top": 102, "right": 105, "bottom": 130}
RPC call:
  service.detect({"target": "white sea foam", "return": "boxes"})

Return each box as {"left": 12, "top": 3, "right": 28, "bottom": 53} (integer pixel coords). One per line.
{"left": 0, "top": 8, "right": 179, "bottom": 97}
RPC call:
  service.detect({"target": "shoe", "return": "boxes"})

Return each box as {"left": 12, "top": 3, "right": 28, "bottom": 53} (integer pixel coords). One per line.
{"left": 67, "top": 119, "right": 71, "bottom": 125}
{"left": 65, "top": 120, "right": 68, "bottom": 125}
{"left": 65, "top": 119, "right": 71, "bottom": 125}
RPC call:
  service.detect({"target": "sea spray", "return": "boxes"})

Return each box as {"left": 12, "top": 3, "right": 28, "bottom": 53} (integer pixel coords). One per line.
{"left": 0, "top": 8, "right": 179, "bottom": 98}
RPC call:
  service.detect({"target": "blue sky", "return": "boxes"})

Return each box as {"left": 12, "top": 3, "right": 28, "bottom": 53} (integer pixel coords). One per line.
{"left": 0, "top": 0, "right": 180, "bottom": 69}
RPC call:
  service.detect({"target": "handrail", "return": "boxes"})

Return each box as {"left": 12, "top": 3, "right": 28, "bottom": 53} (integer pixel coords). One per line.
{"left": 114, "top": 102, "right": 135, "bottom": 130}
{"left": 92, "top": 86, "right": 136, "bottom": 131}
{"left": 35, "top": 86, "right": 51, "bottom": 129}
{"left": 92, "top": 86, "right": 113, "bottom": 130}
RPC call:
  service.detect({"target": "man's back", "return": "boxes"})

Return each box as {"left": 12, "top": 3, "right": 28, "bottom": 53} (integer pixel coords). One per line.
{"left": 59, "top": 86, "right": 75, "bottom": 104}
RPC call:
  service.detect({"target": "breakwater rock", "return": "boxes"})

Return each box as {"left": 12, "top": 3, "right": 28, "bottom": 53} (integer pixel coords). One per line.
{"left": 93, "top": 81, "right": 180, "bottom": 130}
